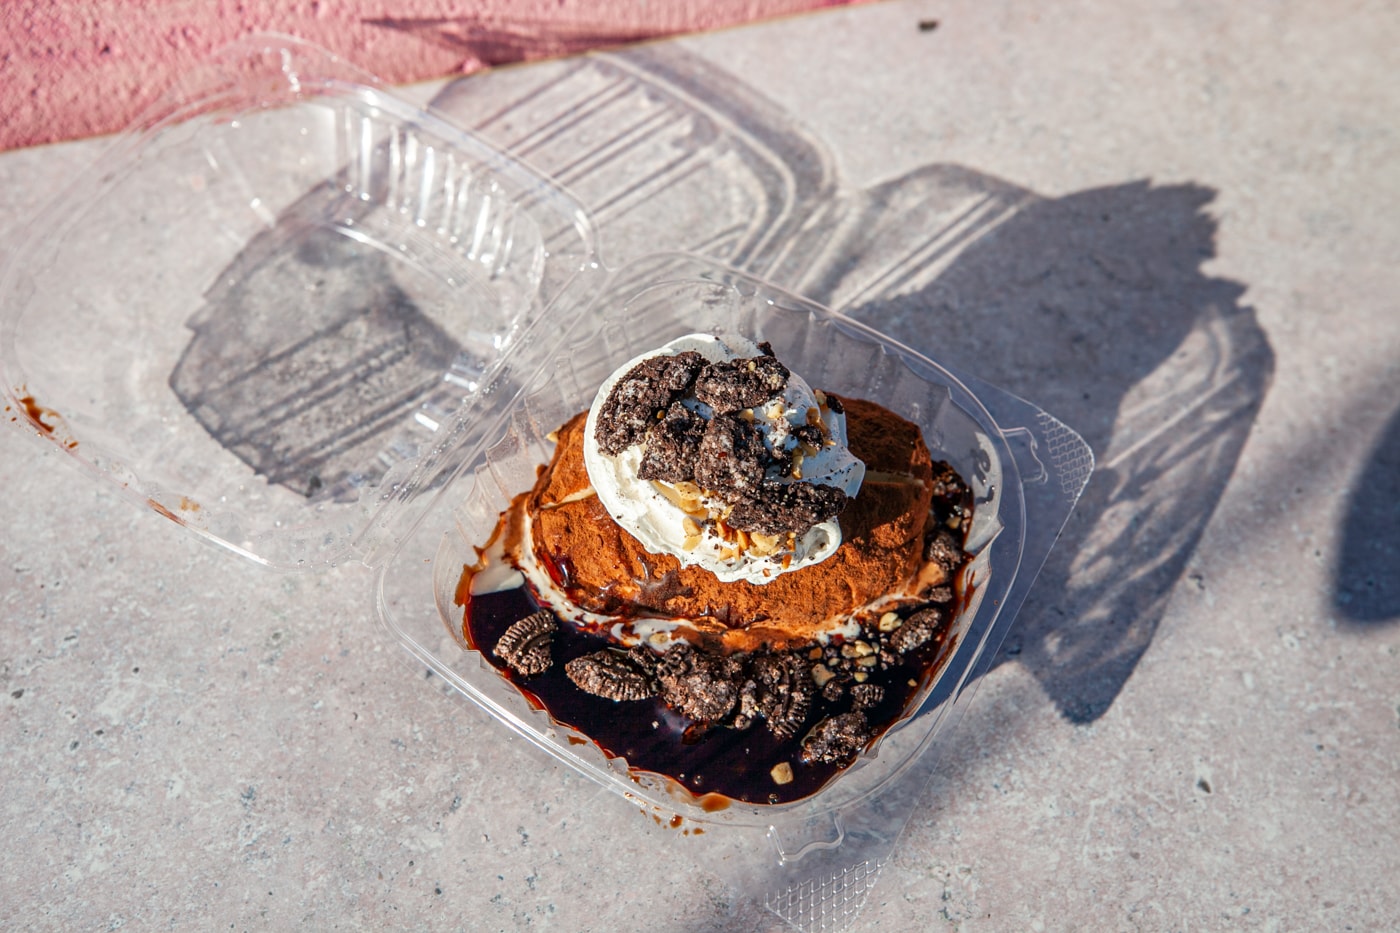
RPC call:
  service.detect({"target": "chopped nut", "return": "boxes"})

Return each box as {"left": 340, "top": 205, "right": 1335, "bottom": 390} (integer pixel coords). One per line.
{"left": 852, "top": 671, "right": 869, "bottom": 683}
{"left": 878, "top": 612, "right": 903, "bottom": 633}
{"left": 857, "top": 655, "right": 879, "bottom": 668}
{"left": 811, "top": 663, "right": 836, "bottom": 688}
{"left": 750, "top": 532, "right": 782, "bottom": 556}
{"left": 770, "top": 762, "right": 794, "bottom": 785}
{"left": 654, "top": 480, "right": 707, "bottom": 514}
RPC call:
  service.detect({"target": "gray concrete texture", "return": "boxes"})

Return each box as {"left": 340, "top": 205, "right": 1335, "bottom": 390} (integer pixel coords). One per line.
{"left": 2, "top": 1, "right": 1397, "bottom": 930}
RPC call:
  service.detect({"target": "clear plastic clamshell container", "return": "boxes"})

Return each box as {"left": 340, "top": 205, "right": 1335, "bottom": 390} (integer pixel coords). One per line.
{"left": 1, "top": 37, "right": 602, "bottom": 570}
{"left": 0, "top": 35, "right": 1093, "bottom": 927}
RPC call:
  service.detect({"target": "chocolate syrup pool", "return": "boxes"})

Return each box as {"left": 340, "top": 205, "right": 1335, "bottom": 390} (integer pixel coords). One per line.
{"left": 456, "top": 578, "right": 961, "bottom": 807}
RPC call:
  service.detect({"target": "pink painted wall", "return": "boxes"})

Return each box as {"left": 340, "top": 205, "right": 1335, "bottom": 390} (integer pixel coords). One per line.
{"left": 3, "top": 1, "right": 865, "bottom": 151}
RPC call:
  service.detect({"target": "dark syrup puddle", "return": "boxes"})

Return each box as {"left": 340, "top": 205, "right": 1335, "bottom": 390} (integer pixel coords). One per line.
{"left": 460, "top": 583, "right": 956, "bottom": 806}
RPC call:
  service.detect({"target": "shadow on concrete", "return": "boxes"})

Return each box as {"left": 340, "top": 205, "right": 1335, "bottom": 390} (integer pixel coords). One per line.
{"left": 898, "top": 179, "right": 1273, "bottom": 722}
{"left": 1333, "top": 400, "right": 1400, "bottom": 623}
{"left": 770, "top": 165, "right": 1275, "bottom": 722}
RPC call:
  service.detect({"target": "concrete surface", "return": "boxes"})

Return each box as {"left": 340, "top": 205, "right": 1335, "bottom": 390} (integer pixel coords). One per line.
{"left": 2, "top": 1, "right": 1398, "bottom": 930}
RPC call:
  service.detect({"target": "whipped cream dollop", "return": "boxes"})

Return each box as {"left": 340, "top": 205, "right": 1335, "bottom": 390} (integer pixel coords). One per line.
{"left": 582, "top": 333, "right": 865, "bottom": 585}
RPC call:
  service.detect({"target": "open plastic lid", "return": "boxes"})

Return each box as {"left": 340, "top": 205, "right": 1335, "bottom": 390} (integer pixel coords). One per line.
{"left": 0, "top": 36, "right": 604, "bottom": 570}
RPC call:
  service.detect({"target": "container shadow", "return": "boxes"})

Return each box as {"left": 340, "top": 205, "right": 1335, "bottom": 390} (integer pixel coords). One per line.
{"left": 1333, "top": 399, "right": 1400, "bottom": 624}
{"left": 822, "top": 173, "right": 1276, "bottom": 722}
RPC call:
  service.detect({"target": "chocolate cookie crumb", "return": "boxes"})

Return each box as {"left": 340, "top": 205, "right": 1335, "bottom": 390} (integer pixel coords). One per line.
{"left": 655, "top": 644, "right": 743, "bottom": 723}
{"left": 890, "top": 606, "right": 943, "bottom": 654}
{"left": 925, "top": 528, "right": 965, "bottom": 574}
{"left": 693, "top": 414, "right": 769, "bottom": 498}
{"left": 791, "top": 423, "right": 825, "bottom": 449}
{"left": 493, "top": 610, "right": 557, "bottom": 677}
{"left": 929, "top": 460, "right": 968, "bottom": 500}
{"left": 595, "top": 351, "right": 705, "bottom": 455}
{"left": 748, "top": 652, "right": 815, "bottom": 740}
{"left": 638, "top": 402, "right": 707, "bottom": 483}
{"left": 801, "top": 711, "right": 873, "bottom": 766}
{"left": 565, "top": 649, "right": 658, "bottom": 701}
{"left": 849, "top": 682, "right": 885, "bottom": 711}
{"left": 922, "top": 585, "right": 955, "bottom": 604}
{"left": 727, "top": 481, "right": 850, "bottom": 536}
{"left": 693, "top": 356, "right": 790, "bottom": 413}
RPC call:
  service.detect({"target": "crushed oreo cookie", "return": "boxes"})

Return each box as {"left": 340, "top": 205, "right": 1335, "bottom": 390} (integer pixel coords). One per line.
{"left": 925, "top": 528, "right": 966, "bottom": 574}
{"left": 655, "top": 643, "right": 744, "bottom": 723}
{"left": 693, "top": 356, "right": 789, "bottom": 413}
{"left": 565, "top": 649, "right": 658, "bottom": 701}
{"left": 637, "top": 402, "right": 707, "bottom": 483}
{"left": 849, "top": 682, "right": 885, "bottom": 711}
{"left": 595, "top": 351, "right": 705, "bottom": 455}
{"left": 741, "top": 652, "right": 815, "bottom": 740}
{"left": 693, "top": 413, "right": 770, "bottom": 499}
{"left": 889, "top": 606, "right": 942, "bottom": 654}
{"left": 791, "top": 422, "right": 826, "bottom": 450}
{"left": 493, "top": 610, "right": 557, "bottom": 677}
{"left": 922, "top": 584, "right": 955, "bottom": 605}
{"left": 726, "top": 480, "right": 849, "bottom": 537}
{"left": 801, "top": 711, "right": 874, "bottom": 766}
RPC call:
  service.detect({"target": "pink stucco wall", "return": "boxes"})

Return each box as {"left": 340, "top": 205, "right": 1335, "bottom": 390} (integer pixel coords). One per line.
{"left": 3, "top": 1, "right": 863, "bottom": 151}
